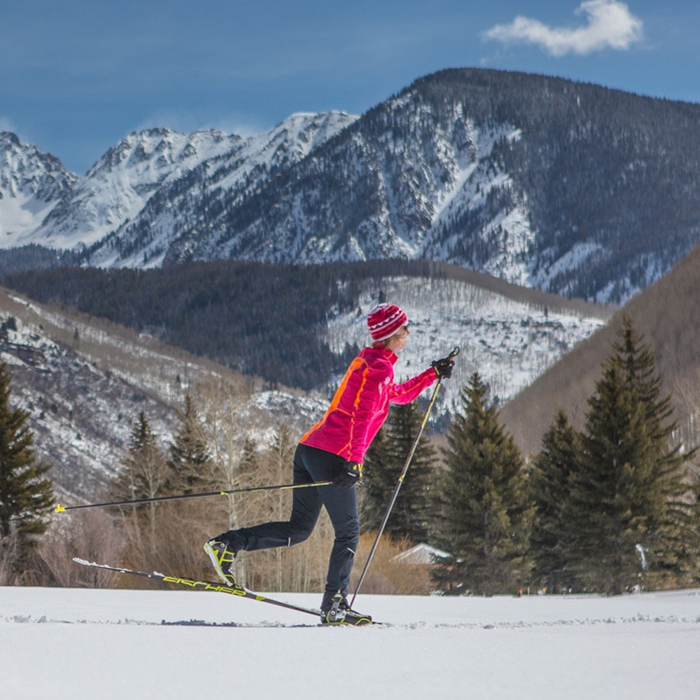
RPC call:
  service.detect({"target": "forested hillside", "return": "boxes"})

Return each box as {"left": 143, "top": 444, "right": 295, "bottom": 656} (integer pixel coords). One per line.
{"left": 4, "top": 260, "right": 431, "bottom": 389}
{"left": 2, "top": 259, "right": 607, "bottom": 394}
{"left": 500, "top": 245, "right": 700, "bottom": 456}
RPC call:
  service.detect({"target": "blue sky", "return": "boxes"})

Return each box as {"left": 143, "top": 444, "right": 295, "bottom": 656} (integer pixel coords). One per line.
{"left": 2, "top": 0, "right": 699, "bottom": 174}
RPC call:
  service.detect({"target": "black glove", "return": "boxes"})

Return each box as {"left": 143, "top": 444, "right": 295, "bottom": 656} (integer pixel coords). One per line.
{"left": 334, "top": 461, "right": 363, "bottom": 488}
{"left": 432, "top": 356, "right": 454, "bottom": 379}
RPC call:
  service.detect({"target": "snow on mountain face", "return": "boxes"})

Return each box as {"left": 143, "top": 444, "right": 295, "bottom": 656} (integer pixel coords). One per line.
{"left": 420, "top": 120, "right": 532, "bottom": 286}
{"left": 0, "top": 100, "right": 550, "bottom": 287}
{"left": 0, "top": 113, "right": 357, "bottom": 267}
{"left": 167, "top": 87, "right": 537, "bottom": 290}
{"left": 324, "top": 276, "right": 607, "bottom": 412}
{"left": 85, "top": 111, "right": 358, "bottom": 268}
{"left": 240, "top": 112, "right": 359, "bottom": 174}
{"left": 38, "top": 128, "right": 242, "bottom": 251}
{"left": 0, "top": 132, "right": 78, "bottom": 246}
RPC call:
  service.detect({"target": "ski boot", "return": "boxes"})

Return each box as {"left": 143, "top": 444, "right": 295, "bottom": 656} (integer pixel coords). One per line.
{"left": 204, "top": 537, "right": 238, "bottom": 586}
{"left": 320, "top": 593, "right": 372, "bottom": 626}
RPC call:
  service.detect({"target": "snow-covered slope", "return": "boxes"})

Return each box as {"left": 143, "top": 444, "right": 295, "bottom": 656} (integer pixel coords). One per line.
{"left": 89, "top": 111, "right": 358, "bottom": 268}
{"left": 167, "top": 101, "right": 530, "bottom": 276}
{"left": 325, "top": 276, "right": 608, "bottom": 411}
{"left": 39, "top": 128, "right": 241, "bottom": 252}
{"left": 1, "top": 300, "right": 177, "bottom": 499}
{"left": 0, "top": 289, "right": 326, "bottom": 502}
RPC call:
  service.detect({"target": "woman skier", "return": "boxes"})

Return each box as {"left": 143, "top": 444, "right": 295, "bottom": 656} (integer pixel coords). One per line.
{"left": 204, "top": 302, "right": 454, "bottom": 624}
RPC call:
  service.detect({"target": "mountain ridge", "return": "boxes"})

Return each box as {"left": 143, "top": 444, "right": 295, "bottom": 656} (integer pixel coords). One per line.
{"left": 3, "top": 68, "right": 700, "bottom": 303}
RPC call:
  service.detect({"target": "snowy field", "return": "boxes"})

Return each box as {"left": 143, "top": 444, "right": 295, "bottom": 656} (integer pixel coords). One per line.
{"left": 2, "top": 585, "right": 700, "bottom": 699}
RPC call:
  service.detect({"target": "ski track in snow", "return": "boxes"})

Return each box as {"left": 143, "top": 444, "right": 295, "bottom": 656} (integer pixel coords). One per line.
{"left": 4, "top": 613, "right": 700, "bottom": 630}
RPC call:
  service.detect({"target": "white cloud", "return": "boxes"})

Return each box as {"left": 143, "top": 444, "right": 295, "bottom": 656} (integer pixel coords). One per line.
{"left": 483, "top": 0, "right": 644, "bottom": 57}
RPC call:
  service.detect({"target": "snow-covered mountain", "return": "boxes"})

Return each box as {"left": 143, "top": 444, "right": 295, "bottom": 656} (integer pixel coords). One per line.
{"left": 0, "top": 112, "right": 357, "bottom": 267}
{"left": 88, "top": 112, "right": 358, "bottom": 268}
{"left": 172, "top": 69, "right": 700, "bottom": 304}
{"left": 4, "top": 69, "right": 699, "bottom": 303}
{"left": 39, "top": 128, "right": 242, "bottom": 254}
{"left": 163, "top": 104, "right": 530, "bottom": 276}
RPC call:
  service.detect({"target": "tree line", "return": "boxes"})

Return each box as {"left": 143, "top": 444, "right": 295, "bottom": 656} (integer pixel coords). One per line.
{"left": 428, "top": 315, "right": 700, "bottom": 595}
{"left": 2, "top": 315, "right": 700, "bottom": 595}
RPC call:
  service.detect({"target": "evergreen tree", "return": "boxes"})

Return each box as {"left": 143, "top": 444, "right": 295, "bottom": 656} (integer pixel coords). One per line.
{"left": 165, "top": 395, "right": 213, "bottom": 494}
{"left": 529, "top": 410, "right": 581, "bottom": 592}
{"left": 109, "top": 411, "right": 167, "bottom": 555}
{"left": 567, "top": 316, "right": 696, "bottom": 594}
{"left": 0, "top": 362, "right": 54, "bottom": 571}
{"left": 110, "top": 412, "right": 167, "bottom": 503}
{"left": 432, "top": 373, "right": 533, "bottom": 595}
{"left": 363, "top": 403, "right": 438, "bottom": 543}
{"left": 361, "top": 426, "right": 392, "bottom": 533}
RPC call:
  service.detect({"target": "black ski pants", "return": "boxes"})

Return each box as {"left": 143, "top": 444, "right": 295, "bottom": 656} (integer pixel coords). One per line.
{"left": 232, "top": 443, "right": 359, "bottom": 597}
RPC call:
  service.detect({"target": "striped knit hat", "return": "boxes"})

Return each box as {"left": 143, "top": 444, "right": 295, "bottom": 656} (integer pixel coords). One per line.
{"left": 367, "top": 303, "right": 408, "bottom": 342}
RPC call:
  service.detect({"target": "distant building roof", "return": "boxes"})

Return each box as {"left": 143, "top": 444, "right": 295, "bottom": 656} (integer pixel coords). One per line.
{"left": 392, "top": 543, "right": 450, "bottom": 565}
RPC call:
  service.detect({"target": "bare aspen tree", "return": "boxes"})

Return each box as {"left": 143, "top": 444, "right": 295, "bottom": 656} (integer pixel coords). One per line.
{"left": 672, "top": 366, "right": 700, "bottom": 451}
{"left": 37, "top": 510, "right": 124, "bottom": 587}
{"left": 195, "top": 379, "right": 260, "bottom": 585}
{"left": 267, "top": 424, "right": 294, "bottom": 591}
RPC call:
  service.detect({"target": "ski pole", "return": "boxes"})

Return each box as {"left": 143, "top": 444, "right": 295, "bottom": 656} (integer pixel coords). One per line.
{"left": 54, "top": 480, "right": 333, "bottom": 513}
{"left": 350, "top": 347, "right": 459, "bottom": 607}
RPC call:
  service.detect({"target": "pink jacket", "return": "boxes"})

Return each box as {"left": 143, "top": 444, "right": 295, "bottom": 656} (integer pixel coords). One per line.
{"left": 300, "top": 345, "right": 437, "bottom": 462}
